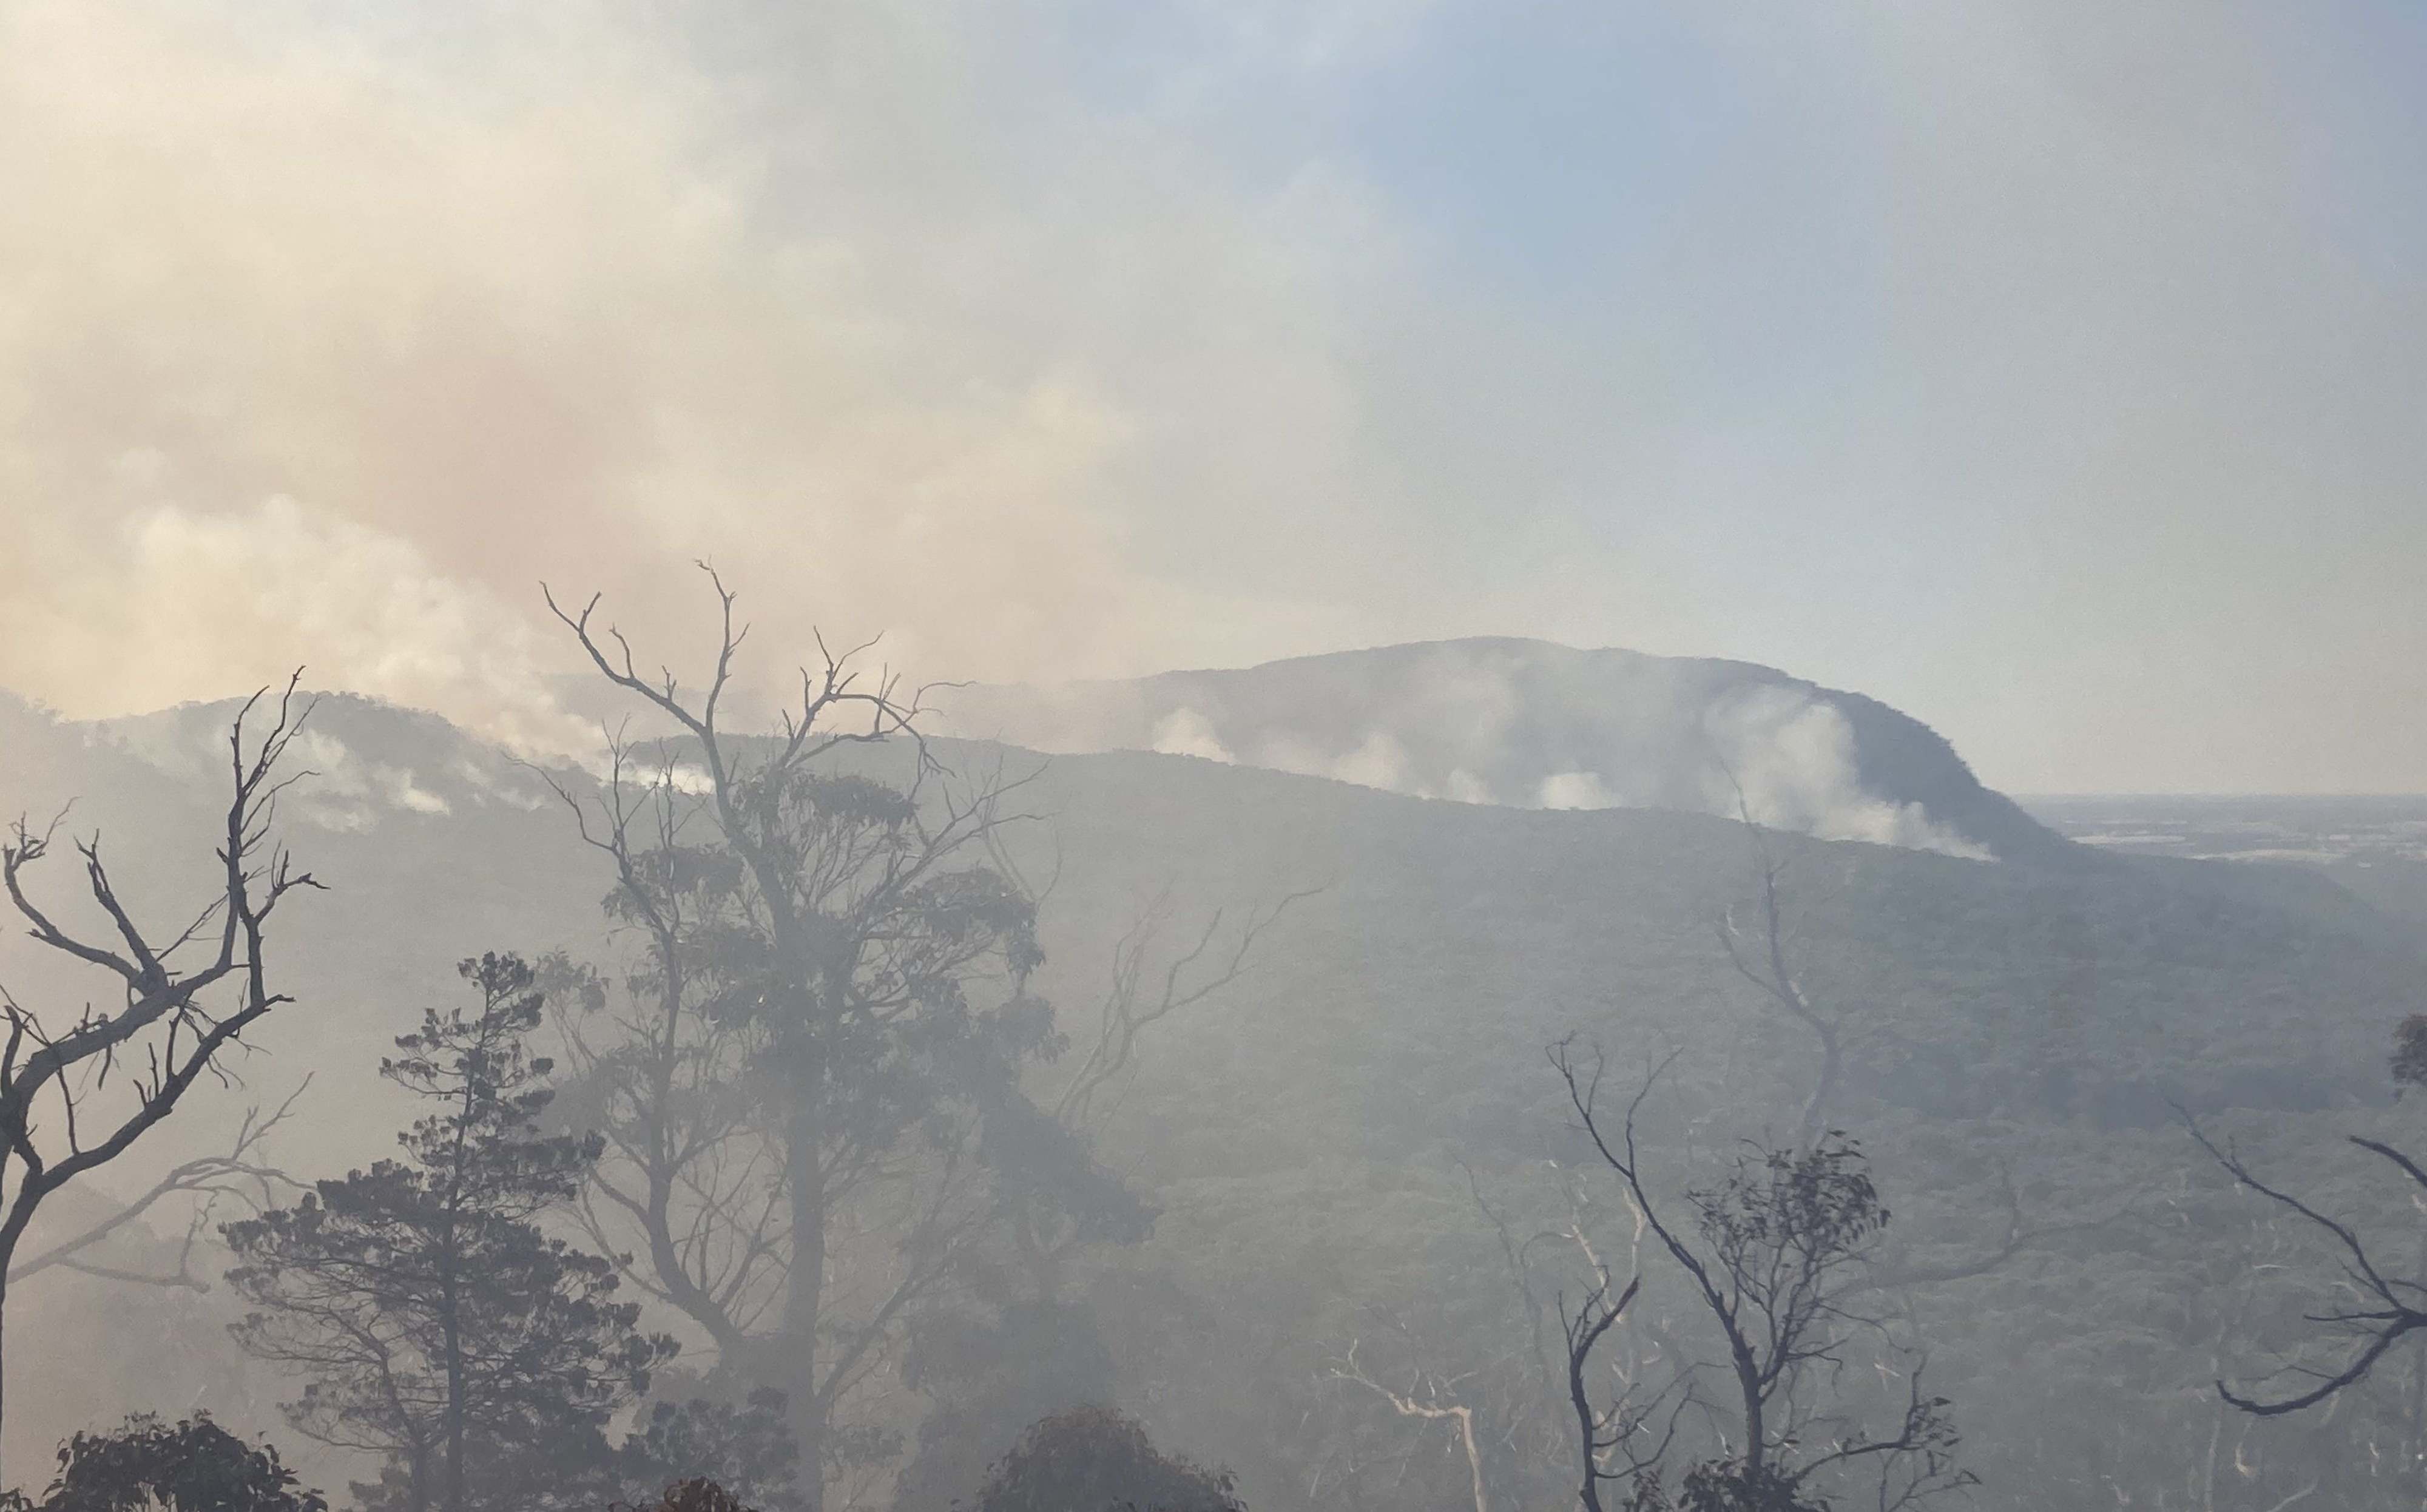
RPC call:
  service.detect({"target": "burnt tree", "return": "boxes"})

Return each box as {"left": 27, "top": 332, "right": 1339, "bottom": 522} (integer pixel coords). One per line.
{"left": 0, "top": 680, "right": 317, "bottom": 1463}
{"left": 2189, "top": 1021, "right": 2427, "bottom": 1423}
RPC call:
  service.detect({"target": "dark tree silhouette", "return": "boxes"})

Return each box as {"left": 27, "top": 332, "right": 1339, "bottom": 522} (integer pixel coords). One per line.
{"left": 2189, "top": 1124, "right": 2427, "bottom": 1417}
{"left": 224, "top": 954, "right": 672, "bottom": 1512}
{"left": 0, "top": 680, "right": 317, "bottom": 1461}
{"left": 7, "top": 1084, "right": 306, "bottom": 1294}
{"left": 2189, "top": 1018, "right": 2427, "bottom": 1421}
{"left": 540, "top": 570, "right": 1127, "bottom": 1508}
{"left": 1553, "top": 1042, "right": 1973, "bottom": 1512}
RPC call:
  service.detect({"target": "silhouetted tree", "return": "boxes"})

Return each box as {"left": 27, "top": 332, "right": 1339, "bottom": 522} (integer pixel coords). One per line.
{"left": 224, "top": 954, "right": 672, "bottom": 1512}
{"left": 965, "top": 1407, "right": 1241, "bottom": 1512}
{"left": 2190, "top": 1017, "right": 2427, "bottom": 1424}
{"left": 8, "top": 1085, "right": 306, "bottom": 1293}
{"left": 1553, "top": 1043, "right": 1973, "bottom": 1512}
{"left": 1710, "top": 803, "right": 2097, "bottom": 1292}
{"left": 541, "top": 570, "right": 1130, "bottom": 1508}
{"left": 891, "top": 888, "right": 1306, "bottom": 1511}
{"left": 1710, "top": 802, "right": 1845, "bottom": 1153}
{"left": 1, "top": 1412, "right": 325, "bottom": 1512}
{"left": 0, "top": 680, "right": 317, "bottom": 1461}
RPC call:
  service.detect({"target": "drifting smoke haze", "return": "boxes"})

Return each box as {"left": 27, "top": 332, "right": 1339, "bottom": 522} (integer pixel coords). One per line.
{"left": 0, "top": 0, "right": 1394, "bottom": 745}
{"left": 8, "top": 7, "right": 2427, "bottom": 1510}
{"left": 934, "top": 640, "right": 2010, "bottom": 856}
{"left": 0, "top": 1, "right": 2421, "bottom": 793}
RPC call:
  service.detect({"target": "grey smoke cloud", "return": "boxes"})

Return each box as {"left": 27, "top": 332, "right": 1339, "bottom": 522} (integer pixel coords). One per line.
{"left": 0, "top": 0, "right": 2420, "bottom": 792}
{"left": 0, "top": 0, "right": 1401, "bottom": 742}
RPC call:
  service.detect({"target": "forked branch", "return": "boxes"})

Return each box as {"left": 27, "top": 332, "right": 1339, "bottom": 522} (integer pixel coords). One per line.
{"left": 2187, "top": 1113, "right": 2427, "bottom": 1416}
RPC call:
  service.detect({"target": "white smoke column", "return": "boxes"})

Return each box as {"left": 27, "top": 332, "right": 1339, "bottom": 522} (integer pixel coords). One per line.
{"left": 1150, "top": 708, "right": 1237, "bottom": 764}
{"left": 1701, "top": 686, "right": 1989, "bottom": 859}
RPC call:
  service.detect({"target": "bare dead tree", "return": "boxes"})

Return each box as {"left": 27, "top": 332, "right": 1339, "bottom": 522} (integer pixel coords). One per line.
{"left": 2186, "top": 1114, "right": 2427, "bottom": 1417}
{"left": 1560, "top": 1271, "right": 1658, "bottom": 1512}
{"left": 1460, "top": 1161, "right": 1573, "bottom": 1408}
{"left": 1051, "top": 884, "right": 1317, "bottom": 1132}
{"left": 1311, "top": 1166, "right": 1633, "bottom": 1512}
{"left": 1440, "top": 1156, "right": 1683, "bottom": 1510}
{"left": 2176, "top": 1016, "right": 2427, "bottom": 1474}
{"left": 1713, "top": 811, "right": 1845, "bottom": 1155}
{"left": 538, "top": 734, "right": 780, "bottom": 1363}
{"left": 1713, "top": 800, "right": 2123, "bottom": 1295}
{"left": 1329, "top": 1331, "right": 1502, "bottom": 1512}
{"left": 1550, "top": 1039, "right": 1974, "bottom": 1512}
{"left": 983, "top": 883, "right": 1314, "bottom": 1311}
{"left": 0, "top": 678, "right": 318, "bottom": 1456}
{"left": 7, "top": 1078, "right": 306, "bottom": 1291}
{"left": 542, "top": 569, "right": 1067, "bottom": 1511}
{"left": 2175, "top": 1209, "right": 2324, "bottom": 1512}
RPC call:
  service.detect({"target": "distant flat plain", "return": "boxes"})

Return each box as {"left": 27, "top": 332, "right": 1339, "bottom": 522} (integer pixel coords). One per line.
{"left": 2022, "top": 794, "right": 2427, "bottom": 865}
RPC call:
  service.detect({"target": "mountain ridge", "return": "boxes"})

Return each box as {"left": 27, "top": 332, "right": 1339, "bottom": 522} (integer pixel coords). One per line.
{"left": 932, "top": 636, "right": 2074, "bottom": 863}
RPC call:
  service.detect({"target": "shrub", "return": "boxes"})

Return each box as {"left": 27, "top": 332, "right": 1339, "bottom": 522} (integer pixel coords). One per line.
{"left": 4, "top": 1412, "right": 326, "bottom": 1512}
{"left": 965, "top": 1407, "right": 1242, "bottom": 1512}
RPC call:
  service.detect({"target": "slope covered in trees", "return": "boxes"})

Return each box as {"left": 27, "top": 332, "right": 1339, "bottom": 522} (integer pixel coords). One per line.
{"left": 933, "top": 638, "right": 2074, "bottom": 862}
{"left": 0, "top": 686, "right": 2419, "bottom": 1507}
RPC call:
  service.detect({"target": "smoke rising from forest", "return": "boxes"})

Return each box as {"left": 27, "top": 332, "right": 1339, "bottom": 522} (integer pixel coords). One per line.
{"left": 3, "top": 4, "right": 2426, "bottom": 1511}
{"left": 934, "top": 642, "right": 1994, "bottom": 856}
{"left": 4, "top": 1, "right": 2425, "bottom": 793}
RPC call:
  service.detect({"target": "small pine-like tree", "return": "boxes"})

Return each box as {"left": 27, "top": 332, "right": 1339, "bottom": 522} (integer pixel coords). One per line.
{"left": 224, "top": 954, "right": 673, "bottom": 1512}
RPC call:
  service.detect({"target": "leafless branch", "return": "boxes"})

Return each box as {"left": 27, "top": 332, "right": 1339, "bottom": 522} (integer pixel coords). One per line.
{"left": 2187, "top": 1110, "right": 2427, "bottom": 1417}
{"left": 0, "top": 677, "right": 317, "bottom": 1437}
{"left": 9, "top": 1076, "right": 309, "bottom": 1288}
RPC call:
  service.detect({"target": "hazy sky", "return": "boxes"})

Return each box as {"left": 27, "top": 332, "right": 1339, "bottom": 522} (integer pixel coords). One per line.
{"left": 1, "top": 0, "right": 2421, "bottom": 793}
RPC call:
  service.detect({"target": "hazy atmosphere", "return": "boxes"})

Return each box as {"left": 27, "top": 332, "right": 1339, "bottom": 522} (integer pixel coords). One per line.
{"left": 6, "top": 1, "right": 2425, "bottom": 791}
{"left": 4, "top": 4, "right": 2426, "bottom": 1511}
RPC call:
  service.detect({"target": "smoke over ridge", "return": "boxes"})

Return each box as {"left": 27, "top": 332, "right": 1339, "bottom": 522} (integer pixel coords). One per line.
{"left": 936, "top": 639, "right": 2056, "bottom": 859}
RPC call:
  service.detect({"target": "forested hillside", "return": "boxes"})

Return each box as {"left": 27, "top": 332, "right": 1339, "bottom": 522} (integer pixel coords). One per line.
{"left": 1, "top": 687, "right": 2420, "bottom": 1508}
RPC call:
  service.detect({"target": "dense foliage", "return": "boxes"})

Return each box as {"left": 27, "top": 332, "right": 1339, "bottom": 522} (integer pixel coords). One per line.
{"left": 2, "top": 1414, "right": 326, "bottom": 1512}
{"left": 537, "top": 583, "right": 1156, "bottom": 1511}
{"left": 964, "top": 1407, "right": 1241, "bottom": 1512}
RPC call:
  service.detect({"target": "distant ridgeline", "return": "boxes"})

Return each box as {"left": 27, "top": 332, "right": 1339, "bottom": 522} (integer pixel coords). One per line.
{"left": 934, "top": 638, "right": 2073, "bottom": 863}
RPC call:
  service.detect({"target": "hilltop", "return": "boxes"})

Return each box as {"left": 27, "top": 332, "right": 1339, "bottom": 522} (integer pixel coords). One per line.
{"left": 934, "top": 638, "right": 2073, "bottom": 862}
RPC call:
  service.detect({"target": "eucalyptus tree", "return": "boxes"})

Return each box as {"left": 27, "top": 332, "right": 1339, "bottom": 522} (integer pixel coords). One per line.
{"left": 1553, "top": 1042, "right": 1974, "bottom": 1512}
{"left": 541, "top": 570, "right": 1132, "bottom": 1509}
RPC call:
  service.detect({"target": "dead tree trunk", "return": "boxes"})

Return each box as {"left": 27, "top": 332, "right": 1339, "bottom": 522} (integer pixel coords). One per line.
{"left": 0, "top": 678, "right": 317, "bottom": 1471}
